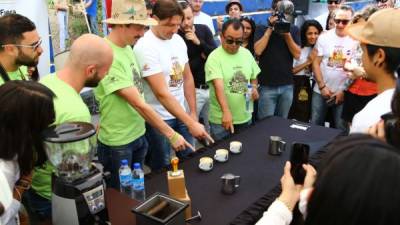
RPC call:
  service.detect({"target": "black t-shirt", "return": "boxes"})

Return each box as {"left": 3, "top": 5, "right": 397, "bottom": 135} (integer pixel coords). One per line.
{"left": 178, "top": 24, "right": 217, "bottom": 87}
{"left": 254, "top": 24, "right": 300, "bottom": 86}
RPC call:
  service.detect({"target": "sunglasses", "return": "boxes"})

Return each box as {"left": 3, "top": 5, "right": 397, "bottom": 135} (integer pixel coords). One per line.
{"left": 2, "top": 38, "right": 42, "bottom": 51}
{"left": 328, "top": 0, "right": 340, "bottom": 4}
{"left": 225, "top": 38, "right": 243, "bottom": 46}
{"left": 334, "top": 19, "right": 350, "bottom": 25}
{"left": 376, "top": 0, "right": 389, "bottom": 2}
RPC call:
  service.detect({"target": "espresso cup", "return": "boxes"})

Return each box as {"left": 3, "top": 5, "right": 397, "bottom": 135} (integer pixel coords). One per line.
{"left": 230, "top": 141, "right": 242, "bottom": 154}
{"left": 268, "top": 136, "right": 286, "bottom": 156}
{"left": 199, "top": 157, "right": 213, "bottom": 171}
{"left": 214, "top": 149, "right": 229, "bottom": 162}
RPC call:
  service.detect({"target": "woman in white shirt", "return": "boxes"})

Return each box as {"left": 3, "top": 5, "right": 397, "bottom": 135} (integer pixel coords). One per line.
{"left": 257, "top": 134, "right": 400, "bottom": 225}
{"left": 289, "top": 20, "right": 323, "bottom": 122}
{"left": 0, "top": 81, "right": 55, "bottom": 225}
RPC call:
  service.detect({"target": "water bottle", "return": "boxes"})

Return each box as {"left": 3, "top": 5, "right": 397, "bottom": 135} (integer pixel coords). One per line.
{"left": 132, "top": 163, "right": 146, "bottom": 201}
{"left": 119, "top": 159, "right": 133, "bottom": 198}
{"left": 245, "top": 84, "right": 253, "bottom": 113}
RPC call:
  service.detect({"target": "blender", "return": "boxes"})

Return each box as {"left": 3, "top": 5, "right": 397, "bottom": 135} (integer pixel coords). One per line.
{"left": 42, "top": 122, "right": 108, "bottom": 225}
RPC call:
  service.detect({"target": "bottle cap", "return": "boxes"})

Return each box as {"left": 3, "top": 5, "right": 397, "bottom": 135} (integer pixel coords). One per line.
{"left": 121, "top": 159, "right": 128, "bottom": 165}
{"left": 133, "top": 163, "right": 141, "bottom": 169}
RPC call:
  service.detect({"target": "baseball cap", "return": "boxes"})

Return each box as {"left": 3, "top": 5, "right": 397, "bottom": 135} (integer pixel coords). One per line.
{"left": 346, "top": 8, "right": 400, "bottom": 48}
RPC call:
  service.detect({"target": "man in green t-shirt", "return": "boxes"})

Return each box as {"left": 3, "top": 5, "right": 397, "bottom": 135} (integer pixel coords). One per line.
{"left": 96, "top": 0, "right": 193, "bottom": 188}
{"left": 205, "top": 19, "right": 260, "bottom": 141}
{"left": 27, "top": 34, "right": 113, "bottom": 221}
{"left": 0, "top": 14, "right": 43, "bottom": 85}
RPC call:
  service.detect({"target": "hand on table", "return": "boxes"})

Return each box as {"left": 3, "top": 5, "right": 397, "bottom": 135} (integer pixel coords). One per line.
{"left": 222, "top": 110, "right": 234, "bottom": 134}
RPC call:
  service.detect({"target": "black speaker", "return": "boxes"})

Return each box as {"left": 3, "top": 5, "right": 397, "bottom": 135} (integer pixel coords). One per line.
{"left": 292, "top": 0, "right": 309, "bottom": 15}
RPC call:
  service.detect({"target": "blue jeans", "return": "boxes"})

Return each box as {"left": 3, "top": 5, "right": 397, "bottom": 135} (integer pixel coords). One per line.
{"left": 97, "top": 135, "right": 148, "bottom": 189}
{"left": 24, "top": 189, "right": 51, "bottom": 221}
{"left": 87, "top": 14, "right": 99, "bottom": 35}
{"left": 210, "top": 120, "right": 251, "bottom": 141}
{"left": 145, "top": 119, "right": 194, "bottom": 171}
{"left": 311, "top": 92, "right": 347, "bottom": 132}
{"left": 258, "top": 85, "right": 294, "bottom": 120}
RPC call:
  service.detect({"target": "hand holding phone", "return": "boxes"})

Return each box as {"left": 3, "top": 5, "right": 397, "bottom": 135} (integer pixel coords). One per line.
{"left": 326, "top": 96, "right": 336, "bottom": 107}
{"left": 290, "top": 143, "right": 310, "bottom": 184}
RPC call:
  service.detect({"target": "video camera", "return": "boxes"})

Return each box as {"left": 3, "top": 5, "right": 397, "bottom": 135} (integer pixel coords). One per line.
{"left": 271, "top": 0, "right": 294, "bottom": 33}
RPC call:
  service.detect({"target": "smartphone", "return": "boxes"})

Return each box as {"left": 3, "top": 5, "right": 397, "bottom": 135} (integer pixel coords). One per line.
{"left": 290, "top": 143, "right": 310, "bottom": 184}
{"left": 326, "top": 96, "right": 336, "bottom": 107}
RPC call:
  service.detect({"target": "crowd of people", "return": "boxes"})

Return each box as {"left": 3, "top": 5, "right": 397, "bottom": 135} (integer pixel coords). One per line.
{"left": 1, "top": 0, "right": 400, "bottom": 224}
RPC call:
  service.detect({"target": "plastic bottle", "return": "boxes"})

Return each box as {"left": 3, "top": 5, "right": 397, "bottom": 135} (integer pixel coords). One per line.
{"left": 132, "top": 163, "right": 146, "bottom": 201}
{"left": 245, "top": 84, "right": 253, "bottom": 113}
{"left": 119, "top": 159, "right": 133, "bottom": 198}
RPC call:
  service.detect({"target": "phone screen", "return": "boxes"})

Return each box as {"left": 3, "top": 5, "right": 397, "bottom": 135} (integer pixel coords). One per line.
{"left": 290, "top": 143, "right": 310, "bottom": 184}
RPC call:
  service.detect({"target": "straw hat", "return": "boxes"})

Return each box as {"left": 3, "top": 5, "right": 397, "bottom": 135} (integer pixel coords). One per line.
{"left": 104, "top": 0, "right": 157, "bottom": 26}
{"left": 346, "top": 8, "right": 400, "bottom": 48}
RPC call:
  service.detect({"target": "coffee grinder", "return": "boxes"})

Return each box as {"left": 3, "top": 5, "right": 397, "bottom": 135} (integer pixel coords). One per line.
{"left": 42, "top": 122, "right": 108, "bottom": 225}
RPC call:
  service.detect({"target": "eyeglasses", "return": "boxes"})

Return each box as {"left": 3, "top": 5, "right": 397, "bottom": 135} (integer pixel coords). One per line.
{"left": 376, "top": 0, "right": 389, "bottom": 3}
{"left": 224, "top": 38, "right": 243, "bottom": 46}
{"left": 328, "top": 0, "right": 340, "bottom": 4}
{"left": 2, "top": 38, "right": 42, "bottom": 51}
{"left": 334, "top": 19, "right": 350, "bottom": 25}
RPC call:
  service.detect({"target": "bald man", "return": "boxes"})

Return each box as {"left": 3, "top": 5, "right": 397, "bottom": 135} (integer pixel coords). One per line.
{"left": 27, "top": 34, "right": 113, "bottom": 221}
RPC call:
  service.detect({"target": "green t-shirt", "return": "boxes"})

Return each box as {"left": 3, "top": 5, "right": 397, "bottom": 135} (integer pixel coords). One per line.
{"left": 205, "top": 47, "right": 260, "bottom": 124}
{"left": 32, "top": 73, "right": 91, "bottom": 199}
{"left": 94, "top": 38, "right": 146, "bottom": 146}
{"left": 0, "top": 66, "right": 29, "bottom": 85}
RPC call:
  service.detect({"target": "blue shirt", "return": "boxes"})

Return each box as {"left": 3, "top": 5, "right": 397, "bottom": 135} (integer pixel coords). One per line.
{"left": 86, "top": 0, "right": 97, "bottom": 16}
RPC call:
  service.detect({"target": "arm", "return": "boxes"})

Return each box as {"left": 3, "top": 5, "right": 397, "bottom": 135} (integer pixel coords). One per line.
{"left": 312, "top": 56, "right": 332, "bottom": 98}
{"left": 84, "top": 0, "right": 93, "bottom": 8}
{"left": 212, "top": 79, "right": 234, "bottom": 133}
{"left": 254, "top": 27, "right": 273, "bottom": 57}
{"left": 250, "top": 79, "right": 259, "bottom": 101}
{"left": 292, "top": 48, "right": 317, "bottom": 74}
{"left": 282, "top": 33, "right": 301, "bottom": 60}
{"left": 199, "top": 26, "right": 217, "bottom": 56}
{"left": 117, "top": 87, "right": 193, "bottom": 151}
{"left": 183, "top": 63, "right": 197, "bottom": 120}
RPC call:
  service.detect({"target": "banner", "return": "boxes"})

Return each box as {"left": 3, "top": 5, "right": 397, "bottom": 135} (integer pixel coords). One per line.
{"left": 0, "top": 0, "right": 51, "bottom": 77}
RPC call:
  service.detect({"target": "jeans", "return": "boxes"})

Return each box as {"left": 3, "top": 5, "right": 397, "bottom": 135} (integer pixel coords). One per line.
{"left": 97, "top": 135, "right": 148, "bottom": 189}
{"left": 311, "top": 92, "right": 347, "bottom": 132}
{"left": 145, "top": 119, "right": 194, "bottom": 171}
{"left": 258, "top": 85, "right": 294, "bottom": 120}
{"left": 87, "top": 14, "right": 99, "bottom": 35}
{"left": 24, "top": 189, "right": 51, "bottom": 221}
{"left": 210, "top": 120, "right": 251, "bottom": 141}
{"left": 57, "top": 10, "right": 68, "bottom": 51}
{"left": 196, "top": 88, "right": 210, "bottom": 132}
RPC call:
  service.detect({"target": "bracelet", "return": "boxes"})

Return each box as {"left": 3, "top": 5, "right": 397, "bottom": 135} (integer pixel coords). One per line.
{"left": 277, "top": 197, "right": 294, "bottom": 211}
{"left": 169, "top": 132, "right": 180, "bottom": 145}
{"left": 319, "top": 84, "right": 326, "bottom": 90}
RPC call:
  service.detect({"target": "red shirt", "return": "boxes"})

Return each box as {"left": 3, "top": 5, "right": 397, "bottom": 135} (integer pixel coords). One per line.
{"left": 348, "top": 78, "right": 377, "bottom": 96}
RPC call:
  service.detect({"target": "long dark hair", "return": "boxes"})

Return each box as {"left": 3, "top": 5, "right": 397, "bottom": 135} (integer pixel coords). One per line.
{"left": 240, "top": 16, "right": 256, "bottom": 56}
{"left": 0, "top": 81, "right": 55, "bottom": 175}
{"left": 306, "top": 134, "right": 400, "bottom": 225}
{"left": 300, "top": 20, "right": 322, "bottom": 48}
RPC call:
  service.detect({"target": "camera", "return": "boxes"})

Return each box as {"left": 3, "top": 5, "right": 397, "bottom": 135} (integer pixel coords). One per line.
{"left": 271, "top": 0, "right": 294, "bottom": 33}
{"left": 381, "top": 113, "right": 400, "bottom": 148}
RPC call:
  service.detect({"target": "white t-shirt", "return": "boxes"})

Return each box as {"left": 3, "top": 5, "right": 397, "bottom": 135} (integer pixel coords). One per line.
{"left": 194, "top": 11, "right": 216, "bottom": 36}
{"left": 0, "top": 159, "right": 20, "bottom": 225}
{"left": 293, "top": 47, "right": 312, "bottom": 76}
{"left": 313, "top": 29, "right": 358, "bottom": 94}
{"left": 134, "top": 30, "right": 189, "bottom": 120}
{"left": 315, "top": 12, "right": 328, "bottom": 31}
{"left": 350, "top": 88, "right": 395, "bottom": 133}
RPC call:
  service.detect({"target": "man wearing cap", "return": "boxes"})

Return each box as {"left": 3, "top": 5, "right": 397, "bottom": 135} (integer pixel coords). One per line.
{"left": 189, "top": 0, "right": 216, "bottom": 36}
{"left": 315, "top": 0, "right": 346, "bottom": 30}
{"left": 28, "top": 34, "right": 113, "bottom": 221}
{"left": 0, "top": 14, "right": 43, "bottom": 86}
{"left": 376, "top": 0, "right": 397, "bottom": 8}
{"left": 254, "top": 0, "right": 301, "bottom": 120}
{"left": 95, "top": 0, "right": 194, "bottom": 187}
{"left": 347, "top": 8, "right": 400, "bottom": 133}
{"left": 134, "top": 0, "right": 213, "bottom": 171}
{"left": 311, "top": 5, "right": 357, "bottom": 132}
{"left": 217, "top": 0, "right": 243, "bottom": 32}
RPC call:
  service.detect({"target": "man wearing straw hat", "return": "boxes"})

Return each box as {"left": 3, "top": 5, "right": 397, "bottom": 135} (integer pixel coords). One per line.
{"left": 95, "top": 0, "right": 195, "bottom": 188}
{"left": 134, "top": 0, "right": 214, "bottom": 171}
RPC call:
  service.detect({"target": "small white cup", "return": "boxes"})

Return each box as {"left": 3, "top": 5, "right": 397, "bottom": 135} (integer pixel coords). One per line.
{"left": 214, "top": 149, "right": 229, "bottom": 162}
{"left": 199, "top": 157, "right": 213, "bottom": 171}
{"left": 230, "top": 141, "right": 242, "bottom": 154}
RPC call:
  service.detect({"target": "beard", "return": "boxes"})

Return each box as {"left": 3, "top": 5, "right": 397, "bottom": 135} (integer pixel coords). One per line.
{"left": 84, "top": 71, "right": 101, "bottom": 87}
{"left": 15, "top": 49, "right": 39, "bottom": 67}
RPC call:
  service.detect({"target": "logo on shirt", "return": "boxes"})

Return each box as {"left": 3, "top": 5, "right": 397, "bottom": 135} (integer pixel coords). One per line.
{"left": 327, "top": 45, "right": 349, "bottom": 69}
{"left": 132, "top": 63, "right": 144, "bottom": 94}
{"left": 228, "top": 69, "right": 247, "bottom": 94}
{"left": 169, "top": 56, "right": 184, "bottom": 88}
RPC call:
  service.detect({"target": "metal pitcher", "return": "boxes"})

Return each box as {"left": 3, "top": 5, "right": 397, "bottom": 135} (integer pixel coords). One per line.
{"left": 268, "top": 136, "right": 286, "bottom": 155}
{"left": 221, "top": 173, "right": 240, "bottom": 195}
